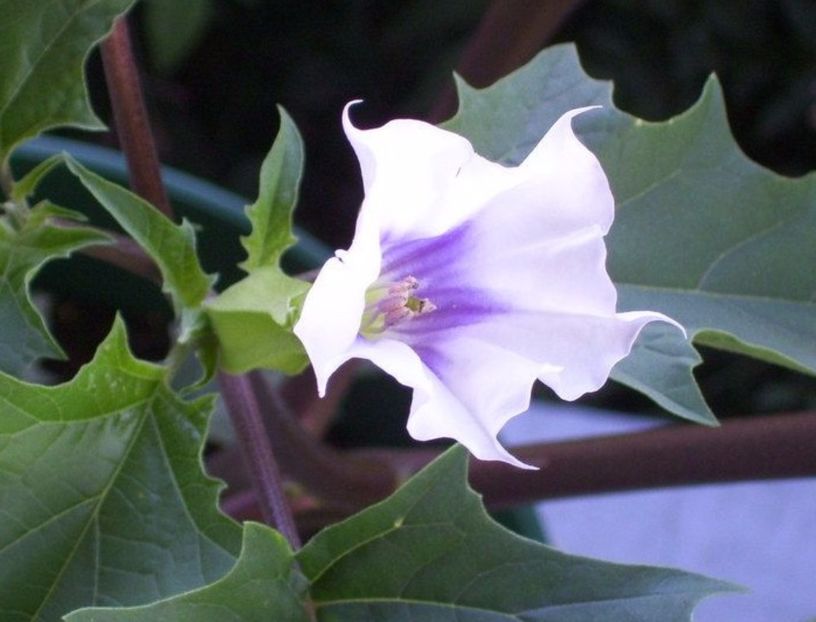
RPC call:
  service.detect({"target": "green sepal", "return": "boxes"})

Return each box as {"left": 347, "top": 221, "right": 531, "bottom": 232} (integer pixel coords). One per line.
{"left": 205, "top": 266, "right": 309, "bottom": 374}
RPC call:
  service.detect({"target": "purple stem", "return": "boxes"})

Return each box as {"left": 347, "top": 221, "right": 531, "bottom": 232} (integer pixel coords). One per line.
{"left": 219, "top": 372, "right": 302, "bottom": 548}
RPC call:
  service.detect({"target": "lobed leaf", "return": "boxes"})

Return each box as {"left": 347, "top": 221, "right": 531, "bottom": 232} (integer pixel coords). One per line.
{"left": 63, "top": 155, "right": 214, "bottom": 312}
{"left": 298, "top": 445, "right": 736, "bottom": 621}
{"left": 445, "top": 44, "right": 816, "bottom": 424}
{"left": 65, "top": 523, "right": 309, "bottom": 622}
{"left": 240, "top": 107, "right": 303, "bottom": 273}
{"left": 206, "top": 109, "right": 309, "bottom": 373}
{"left": 0, "top": 318, "right": 241, "bottom": 621}
{"left": 0, "top": 201, "right": 109, "bottom": 377}
{"left": 0, "top": 0, "right": 136, "bottom": 165}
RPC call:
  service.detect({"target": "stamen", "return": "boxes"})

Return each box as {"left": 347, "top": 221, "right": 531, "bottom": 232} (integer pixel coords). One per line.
{"left": 362, "top": 275, "right": 436, "bottom": 335}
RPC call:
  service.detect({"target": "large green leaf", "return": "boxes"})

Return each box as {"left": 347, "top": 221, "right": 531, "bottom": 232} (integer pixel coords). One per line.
{"left": 0, "top": 318, "right": 241, "bottom": 621}
{"left": 0, "top": 202, "right": 108, "bottom": 377}
{"left": 445, "top": 43, "right": 816, "bottom": 424}
{"left": 205, "top": 110, "right": 309, "bottom": 373}
{"left": 298, "top": 445, "right": 735, "bottom": 620}
{"left": 64, "top": 155, "right": 214, "bottom": 312}
{"left": 0, "top": 0, "right": 136, "bottom": 164}
{"left": 65, "top": 523, "right": 309, "bottom": 622}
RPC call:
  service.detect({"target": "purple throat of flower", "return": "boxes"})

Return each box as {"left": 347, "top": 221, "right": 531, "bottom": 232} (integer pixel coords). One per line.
{"left": 361, "top": 275, "right": 437, "bottom": 336}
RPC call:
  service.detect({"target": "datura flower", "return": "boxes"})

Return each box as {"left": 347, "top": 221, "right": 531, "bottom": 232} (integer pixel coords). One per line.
{"left": 294, "top": 103, "right": 680, "bottom": 468}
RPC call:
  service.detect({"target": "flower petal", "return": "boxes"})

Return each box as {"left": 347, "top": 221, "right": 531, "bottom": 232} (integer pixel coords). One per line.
{"left": 406, "top": 335, "right": 553, "bottom": 469}
{"left": 415, "top": 309, "right": 679, "bottom": 403}
{"left": 520, "top": 106, "right": 614, "bottom": 234}
{"left": 342, "top": 102, "right": 518, "bottom": 241}
{"left": 404, "top": 309, "right": 677, "bottom": 467}
{"left": 293, "top": 222, "right": 381, "bottom": 396}
{"left": 319, "top": 336, "right": 528, "bottom": 468}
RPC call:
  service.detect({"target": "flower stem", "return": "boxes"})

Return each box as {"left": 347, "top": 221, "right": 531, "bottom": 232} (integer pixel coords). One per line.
{"left": 218, "top": 372, "right": 302, "bottom": 548}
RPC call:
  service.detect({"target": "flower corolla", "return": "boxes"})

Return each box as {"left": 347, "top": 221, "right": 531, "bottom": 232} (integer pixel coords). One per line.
{"left": 294, "top": 102, "right": 681, "bottom": 468}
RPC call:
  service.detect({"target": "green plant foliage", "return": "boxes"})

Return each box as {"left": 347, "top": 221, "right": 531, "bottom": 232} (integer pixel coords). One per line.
{"left": 63, "top": 155, "right": 214, "bottom": 312}
{"left": 205, "top": 266, "right": 309, "bottom": 374}
{"left": 0, "top": 0, "right": 136, "bottom": 165}
{"left": 0, "top": 318, "right": 241, "bottom": 621}
{"left": 0, "top": 201, "right": 108, "bottom": 377}
{"left": 65, "top": 523, "right": 309, "bottom": 622}
{"left": 445, "top": 43, "right": 816, "bottom": 424}
{"left": 205, "top": 110, "right": 310, "bottom": 373}
{"left": 298, "top": 445, "right": 735, "bottom": 620}
{"left": 240, "top": 108, "right": 303, "bottom": 273}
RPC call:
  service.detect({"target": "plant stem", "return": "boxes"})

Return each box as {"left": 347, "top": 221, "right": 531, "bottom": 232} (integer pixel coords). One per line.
{"left": 219, "top": 372, "right": 302, "bottom": 548}
{"left": 100, "top": 16, "right": 303, "bottom": 546}
{"left": 354, "top": 410, "right": 816, "bottom": 511}
{"left": 100, "top": 18, "right": 173, "bottom": 218}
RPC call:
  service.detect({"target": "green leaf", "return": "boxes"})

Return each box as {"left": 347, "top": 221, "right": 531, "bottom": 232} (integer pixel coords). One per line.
{"left": 205, "top": 267, "right": 309, "bottom": 374}
{"left": 609, "top": 323, "right": 713, "bottom": 425}
{"left": 0, "top": 0, "right": 136, "bottom": 164}
{"left": 445, "top": 43, "right": 816, "bottom": 423}
{"left": 240, "top": 108, "right": 303, "bottom": 273}
{"left": 206, "top": 111, "right": 309, "bottom": 374}
{"left": 0, "top": 202, "right": 109, "bottom": 377}
{"left": 298, "top": 446, "right": 736, "bottom": 620}
{"left": 65, "top": 523, "right": 309, "bottom": 622}
{"left": 0, "top": 317, "right": 241, "bottom": 621}
{"left": 63, "top": 155, "right": 214, "bottom": 312}
{"left": 586, "top": 79, "right": 816, "bottom": 377}
{"left": 144, "top": 0, "right": 215, "bottom": 75}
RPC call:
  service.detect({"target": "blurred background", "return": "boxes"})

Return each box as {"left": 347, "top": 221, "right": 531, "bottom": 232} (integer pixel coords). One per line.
{"left": 49, "top": 2, "right": 816, "bottom": 618}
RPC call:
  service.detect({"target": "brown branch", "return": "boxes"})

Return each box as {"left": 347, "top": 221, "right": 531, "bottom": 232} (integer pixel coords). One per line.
{"left": 224, "top": 411, "right": 816, "bottom": 530}
{"left": 430, "top": 0, "right": 589, "bottom": 122}
{"left": 358, "top": 410, "right": 816, "bottom": 511}
{"left": 100, "top": 18, "right": 173, "bottom": 218}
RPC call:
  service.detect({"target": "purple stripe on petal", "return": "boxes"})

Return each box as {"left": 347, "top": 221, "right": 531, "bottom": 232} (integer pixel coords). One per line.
{"left": 389, "top": 289, "right": 508, "bottom": 342}
{"left": 380, "top": 222, "right": 474, "bottom": 282}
